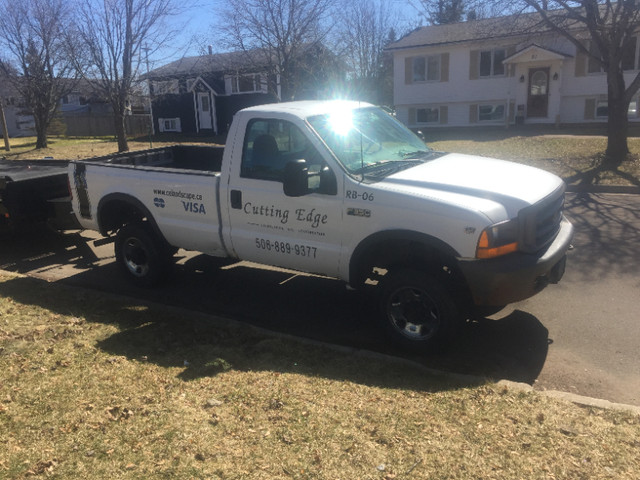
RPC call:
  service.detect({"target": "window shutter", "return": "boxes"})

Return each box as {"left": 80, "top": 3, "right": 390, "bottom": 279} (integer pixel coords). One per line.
{"left": 584, "top": 98, "right": 596, "bottom": 120}
{"left": 469, "top": 104, "right": 478, "bottom": 123}
{"left": 439, "top": 106, "right": 448, "bottom": 124}
{"left": 405, "top": 57, "right": 413, "bottom": 85}
{"left": 408, "top": 108, "right": 417, "bottom": 125}
{"left": 440, "top": 53, "right": 450, "bottom": 82}
{"left": 575, "top": 51, "right": 587, "bottom": 77}
{"left": 507, "top": 46, "right": 516, "bottom": 77}
{"left": 469, "top": 50, "right": 479, "bottom": 80}
{"left": 509, "top": 101, "right": 516, "bottom": 123}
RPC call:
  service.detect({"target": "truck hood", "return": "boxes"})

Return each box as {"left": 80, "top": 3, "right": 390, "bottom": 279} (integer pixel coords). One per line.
{"left": 379, "top": 152, "right": 564, "bottom": 220}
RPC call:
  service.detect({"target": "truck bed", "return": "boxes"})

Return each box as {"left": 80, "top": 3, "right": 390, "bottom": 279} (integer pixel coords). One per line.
{"left": 83, "top": 145, "right": 225, "bottom": 173}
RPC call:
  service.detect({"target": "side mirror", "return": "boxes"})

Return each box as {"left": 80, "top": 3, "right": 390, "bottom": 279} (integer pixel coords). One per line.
{"left": 319, "top": 166, "right": 337, "bottom": 195}
{"left": 283, "top": 159, "right": 309, "bottom": 197}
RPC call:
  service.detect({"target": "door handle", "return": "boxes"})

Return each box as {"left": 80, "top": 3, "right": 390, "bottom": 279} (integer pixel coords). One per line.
{"left": 230, "top": 190, "right": 242, "bottom": 209}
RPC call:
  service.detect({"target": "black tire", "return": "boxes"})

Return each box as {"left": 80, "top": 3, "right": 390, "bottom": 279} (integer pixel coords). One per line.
{"left": 379, "top": 269, "right": 462, "bottom": 352}
{"left": 114, "top": 223, "right": 172, "bottom": 287}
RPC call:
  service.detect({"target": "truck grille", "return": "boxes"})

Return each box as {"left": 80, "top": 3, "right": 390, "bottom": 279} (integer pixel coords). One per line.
{"left": 518, "top": 187, "right": 565, "bottom": 253}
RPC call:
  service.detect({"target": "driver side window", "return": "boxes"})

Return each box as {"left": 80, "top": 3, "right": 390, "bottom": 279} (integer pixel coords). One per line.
{"left": 241, "top": 119, "right": 320, "bottom": 182}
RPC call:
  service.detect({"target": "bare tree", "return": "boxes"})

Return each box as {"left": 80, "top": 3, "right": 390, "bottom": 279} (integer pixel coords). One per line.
{"left": 0, "top": 0, "right": 78, "bottom": 149}
{"left": 73, "top": 0, "right": 181, "bottom": 152}
{"left": 516, "top": 1, "right": 640, "bottom": 163}
{"left": 335, "top": 0, "right": 399, "bottom": 104}
{"left": 409, "top": 0, "right": 495, "bottom": 24}
{"left": 216, "top": 0, "right": 336, "bottom": 101}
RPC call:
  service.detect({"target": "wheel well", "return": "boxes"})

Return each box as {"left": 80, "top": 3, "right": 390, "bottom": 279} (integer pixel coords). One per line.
{"left": 97, "top": 194, "right": 164, "bottom": 243}
{"left": 349, "top": 232, "right": 473, "bottom": 306}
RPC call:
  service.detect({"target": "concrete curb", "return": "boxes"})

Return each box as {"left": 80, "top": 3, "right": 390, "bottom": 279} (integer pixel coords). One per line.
{"left": 3, "top": 269, "right": 638, "bottom": 416}
{"left": 566, "top": 184, "right": 640, "bottom": 194}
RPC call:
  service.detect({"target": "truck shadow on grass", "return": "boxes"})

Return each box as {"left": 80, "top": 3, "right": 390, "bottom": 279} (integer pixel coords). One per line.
{"left": 0, "top": 238, "right": 551, "bottom": 389}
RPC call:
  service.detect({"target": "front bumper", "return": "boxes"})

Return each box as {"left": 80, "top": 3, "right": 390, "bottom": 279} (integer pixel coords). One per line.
{"left": 458, "top": 217, "right": 574, "bottom": 306}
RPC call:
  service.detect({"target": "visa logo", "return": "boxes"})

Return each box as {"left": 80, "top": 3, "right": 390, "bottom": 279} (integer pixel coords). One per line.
{"left": 182, "top": 201, "right": 206, "bottom": 214}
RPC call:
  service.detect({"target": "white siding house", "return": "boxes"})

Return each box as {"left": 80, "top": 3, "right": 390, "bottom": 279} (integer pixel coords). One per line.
{"left": 387, "top": 13, "right": 640, "bottom": 129}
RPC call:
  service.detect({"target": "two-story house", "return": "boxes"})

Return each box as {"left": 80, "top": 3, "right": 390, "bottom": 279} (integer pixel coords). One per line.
{"left": 387, "top": 12, "right": 640, "bottom": 129}
{"left": 144, "top": 49, "right": 280, "bottom": 136}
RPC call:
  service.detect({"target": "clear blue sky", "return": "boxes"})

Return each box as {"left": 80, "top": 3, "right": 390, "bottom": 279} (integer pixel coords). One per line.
{"left": 150, "top": 0, "right": 421, "bottom": 67}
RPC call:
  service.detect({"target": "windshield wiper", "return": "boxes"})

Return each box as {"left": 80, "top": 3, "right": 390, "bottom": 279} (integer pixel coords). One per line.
{"left": 355, "top": 159, "right": 426, "bottom": 179}
{"left": 353, "top": 159, "right": 395, "bottom": 174}
{"left": 401, "top": 149, "right": 433, "bottom": 159}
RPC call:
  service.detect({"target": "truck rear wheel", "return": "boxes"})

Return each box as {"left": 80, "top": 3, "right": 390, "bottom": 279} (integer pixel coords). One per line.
{"left": 115, "top": 223, "right": 172, "bottom": 287}
{"left": 379, "top": 269, "right": 462, "bottom": 352}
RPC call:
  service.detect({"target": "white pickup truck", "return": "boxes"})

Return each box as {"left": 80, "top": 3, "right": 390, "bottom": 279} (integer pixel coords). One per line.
{"left": 69, "top": 100, "right": 573, "bottom": 350}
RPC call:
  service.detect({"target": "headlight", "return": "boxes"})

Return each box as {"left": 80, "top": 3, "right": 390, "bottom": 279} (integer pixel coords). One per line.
{"left": 476, "top": 219, "right": 519, "bottom": 259}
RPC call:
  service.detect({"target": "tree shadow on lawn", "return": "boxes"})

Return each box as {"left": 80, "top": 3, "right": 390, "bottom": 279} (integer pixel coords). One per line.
{"left": 0, "top": 270, "right": 550, "bottom": 392}
{"left": 561, "top": 153, "right": 640, "bottom": 188}
{"left": 563, "top": 192, "right": 640, "bottom": 280}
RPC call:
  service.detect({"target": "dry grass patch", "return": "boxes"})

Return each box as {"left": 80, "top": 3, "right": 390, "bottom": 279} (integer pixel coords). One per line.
{"left": 1, "top": 272, "right": 639, "bottom": 479}
{"left": 1, "top": 136, "right": 217, "bottom": 161}
{"left": 428, "top": 134, "right": 640, "bottom": 187}
{"left": 4, "top": 131, "right": 640, "bottom": 187}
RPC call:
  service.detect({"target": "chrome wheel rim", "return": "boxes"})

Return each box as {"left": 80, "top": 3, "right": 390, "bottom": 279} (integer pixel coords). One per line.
{"left": 123, "top": 237, "right": 150, "bottom": 277}
{"left": 387, "top": 286, "right": 440, "bottom": 341}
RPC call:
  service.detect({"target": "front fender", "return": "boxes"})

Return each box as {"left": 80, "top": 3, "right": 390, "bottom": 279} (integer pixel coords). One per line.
{"left": 348, "top": 229, "right": 460, "bottom": 287}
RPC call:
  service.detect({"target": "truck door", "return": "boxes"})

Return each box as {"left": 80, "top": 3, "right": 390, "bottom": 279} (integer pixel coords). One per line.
{"left": 226, "top": 118, "right": 344, "bottom": 278}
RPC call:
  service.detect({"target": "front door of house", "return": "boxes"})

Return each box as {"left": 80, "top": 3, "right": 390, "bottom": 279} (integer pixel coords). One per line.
{"left": 527, "top": 67, "right": 549, "bottom": 118}
{"left": 197, "top": 92, "right": 213, "bottom": 130}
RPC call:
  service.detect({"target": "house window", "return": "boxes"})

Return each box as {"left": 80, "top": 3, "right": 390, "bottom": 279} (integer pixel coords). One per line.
{"left": 629, "top": 98, "right": 638, "bottom": 117}
{"left": 412, "top": 56, "right": 440, "bottom": 82}
{"left": 589, "top": 37, "right": 639, "bottom": 73}
{"left": 622, "top": 37, "right": 638, "bottom": 71}
{"left": 478, "top": 104, "right": 505, "bottom": 122}
{"left": 592, "top": 98, "right": 639, "bottom": 118}
{"left": 230, "top": 74, "right": 264, "bottom": 94}
{"left": 416, "top": 107, "right": 440, "bottom": 123}
{"left": 159, "top": 117, "right": 181, "bottom": 133}
{"left": 152, "top": 80, "right": 180, "bottom": 95}
{"left": 479, "top": 48, "right": 506, "bottom": 77}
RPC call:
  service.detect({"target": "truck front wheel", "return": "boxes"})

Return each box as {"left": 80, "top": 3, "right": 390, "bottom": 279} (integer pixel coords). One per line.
{"left": 379, "top": 269, "right": 462, "bottom": 352}
{"left": 115, "top": 223, "right": 171, "bottom": 287}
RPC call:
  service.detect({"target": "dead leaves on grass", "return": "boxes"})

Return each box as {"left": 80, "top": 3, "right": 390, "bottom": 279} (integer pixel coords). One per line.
{"left": 105, "top": 405, "right": 134, "bottom": 421}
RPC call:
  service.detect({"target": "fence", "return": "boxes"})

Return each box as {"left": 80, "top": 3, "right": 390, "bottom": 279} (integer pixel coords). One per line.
{"left": 63, "top": 114, "right": 152, "bottom": 137}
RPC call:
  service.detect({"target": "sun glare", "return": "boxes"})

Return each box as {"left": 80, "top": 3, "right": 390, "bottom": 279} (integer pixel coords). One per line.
{"left": 327, "top": 105, "right": 354, "bottom": 137}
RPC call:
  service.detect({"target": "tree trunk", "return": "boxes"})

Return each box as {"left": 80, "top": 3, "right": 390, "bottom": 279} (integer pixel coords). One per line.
{"left": 114, "top": 114, "right": 129, "bottom": 152}
{"left": 34, "top": 114, "right": 48, "bottom": 149}
{"left": 605, "top": 71, "right": 629, "bottom": 165}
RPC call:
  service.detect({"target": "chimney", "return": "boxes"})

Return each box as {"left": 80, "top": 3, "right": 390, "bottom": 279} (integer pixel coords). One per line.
{"left": 208, "top": 45, "right": 213, "bottom": 55}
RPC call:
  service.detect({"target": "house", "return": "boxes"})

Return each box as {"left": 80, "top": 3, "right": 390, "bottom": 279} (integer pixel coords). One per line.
{"left": 144, "top": 49, "right": 281, "bottom": 136}
{"left": 145, "top": 45, "right": 345, "bottom": 136}
{"left": 387, "top": 12, "right": 640, "bottom": 129}
{"left": 0, "top": 73, "right": 35, "bottom": 137}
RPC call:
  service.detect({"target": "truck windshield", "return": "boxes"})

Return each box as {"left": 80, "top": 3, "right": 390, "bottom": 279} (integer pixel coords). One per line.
{"left": 307, "top": 106, "right": 433, "bottom": 177}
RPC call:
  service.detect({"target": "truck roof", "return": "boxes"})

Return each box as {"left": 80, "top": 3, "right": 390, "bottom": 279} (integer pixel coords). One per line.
{"left": 239, "top": 100, "right": 375, "bottom": 119}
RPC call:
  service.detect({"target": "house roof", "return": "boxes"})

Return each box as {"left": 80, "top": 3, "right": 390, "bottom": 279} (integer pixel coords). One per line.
{"left": 387, "top": 11, "right": 555, "bottom": 51}
{"left": 146, "top": 49, "right": 271, "bottom": 79}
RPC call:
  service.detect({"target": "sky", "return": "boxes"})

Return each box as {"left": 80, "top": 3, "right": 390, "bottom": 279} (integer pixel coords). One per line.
{"left": 149, "top": 0, "right": 422, "bottom": 67}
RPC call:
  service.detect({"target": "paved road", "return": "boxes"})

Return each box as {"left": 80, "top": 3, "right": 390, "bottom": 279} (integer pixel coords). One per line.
{"left": 1, "top": 192, "right": 638, "bottom": 405}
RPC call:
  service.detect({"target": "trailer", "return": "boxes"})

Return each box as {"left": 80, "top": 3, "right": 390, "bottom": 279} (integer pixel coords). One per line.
{"left": 0, "top": 158, "right": 78, "bottom": 233}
